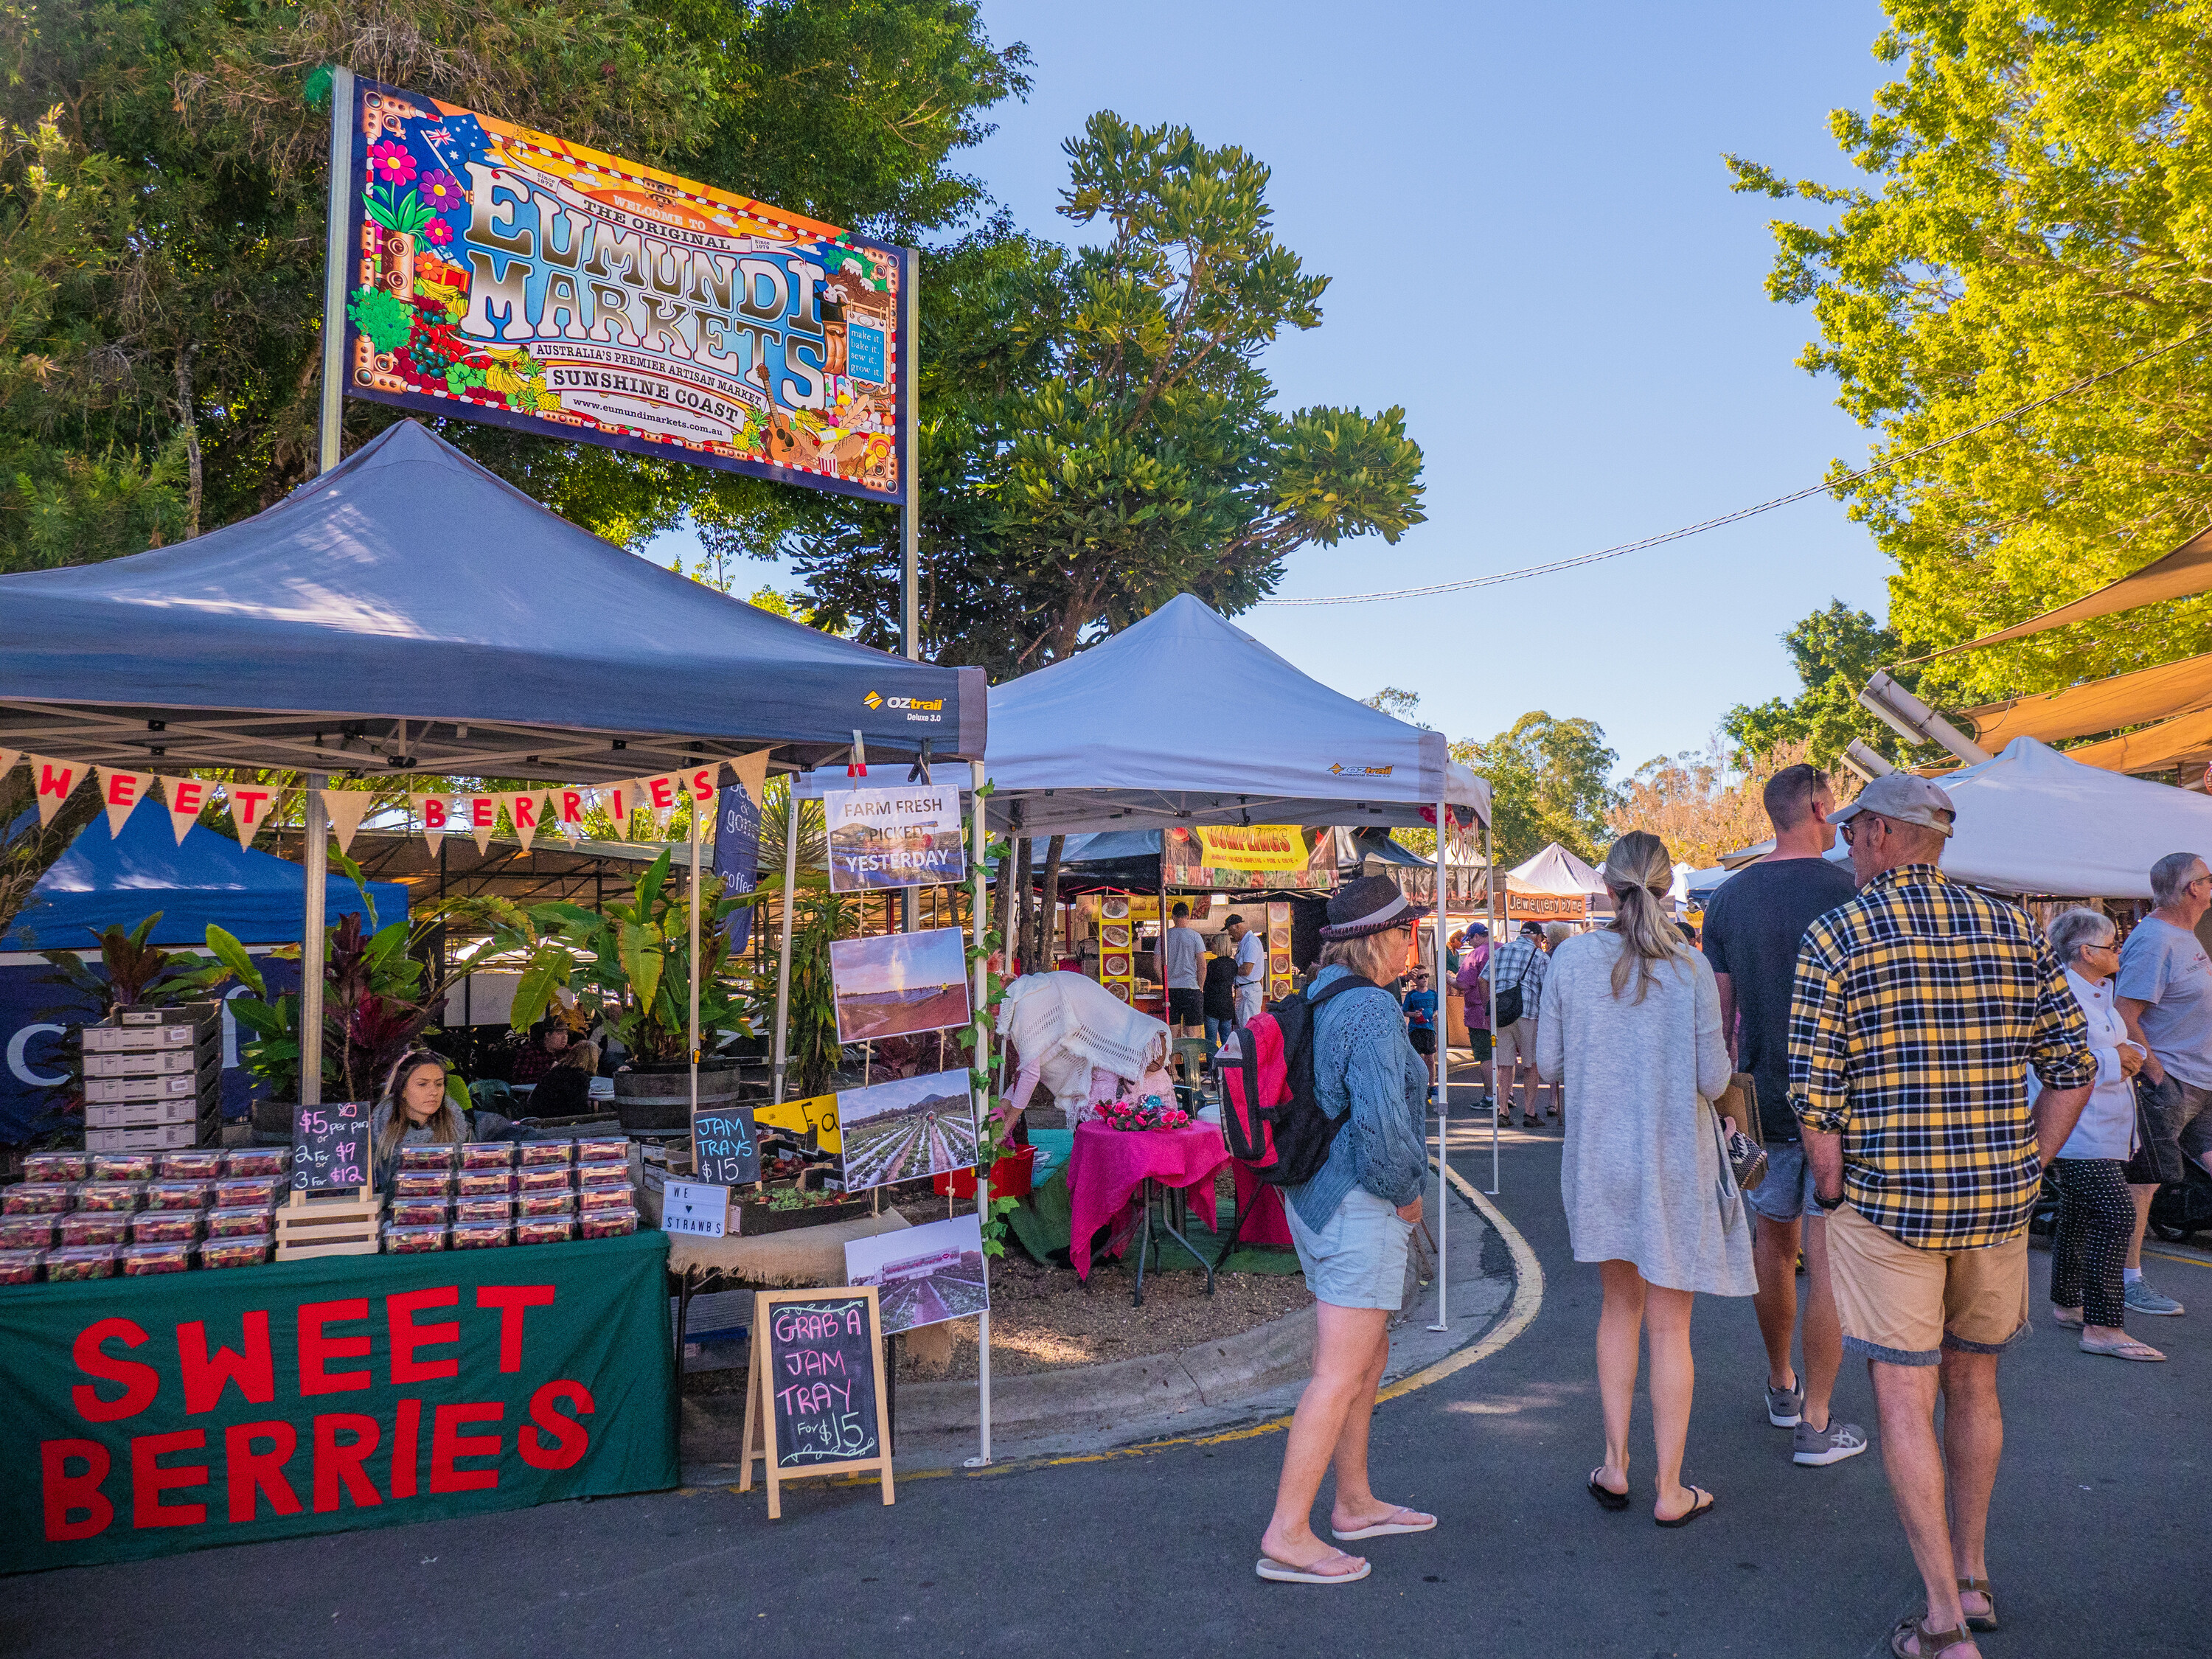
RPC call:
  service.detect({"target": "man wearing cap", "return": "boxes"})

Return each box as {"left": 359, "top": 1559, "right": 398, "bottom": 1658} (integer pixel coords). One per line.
{"left": 1488, "top": 920, "right": 1551, "bottom": 1127}
{"left": 1790, "top": 771, "right": 2095, "bottom": 1659}
{"left": 1453, "top": 920, "right": 1494, "bottom": 1110}
{"left": 1227, "top": 913, "right": 1267, "bottom": 1024}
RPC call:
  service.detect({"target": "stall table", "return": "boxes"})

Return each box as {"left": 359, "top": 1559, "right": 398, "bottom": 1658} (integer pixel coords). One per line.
{"left": 1066, "top": 1121, "right": 1231, "bottom": 1304}
{"left": 0, "top": 1230, "right": 675, "bottom": 1572}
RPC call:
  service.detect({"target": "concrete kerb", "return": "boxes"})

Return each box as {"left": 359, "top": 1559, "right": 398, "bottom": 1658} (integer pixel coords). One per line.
{"left": 679, "top": 1157, "right": 1545, "bottom": 1487}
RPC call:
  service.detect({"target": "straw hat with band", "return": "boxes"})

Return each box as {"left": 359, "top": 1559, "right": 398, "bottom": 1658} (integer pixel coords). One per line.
{"left": 1318, "top": 874, "right": 1433, "bottom": 939}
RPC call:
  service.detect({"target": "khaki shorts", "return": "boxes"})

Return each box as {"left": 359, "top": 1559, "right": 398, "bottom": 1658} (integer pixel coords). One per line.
{"left": 1826, "top": 1203, "right": 2030, "bottom": 1368}
{"left": 1493, "top": 1018, "right": 1531, "bottom": 1076}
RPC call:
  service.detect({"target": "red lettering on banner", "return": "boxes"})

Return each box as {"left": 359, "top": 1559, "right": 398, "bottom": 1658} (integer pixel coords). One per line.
{"left": 224, "top": 1421, "right": 303, "bottom": 1523}
{"left": 476, "top": 1284, "right": 556, "bottom": 1372}
{"left": 423, "top": 796, "right": 448, "bottom": 830}
{"left": 605, "top": 785, "right": 630, "bottom": 823}
{"left": 312, "top": 1413, "right": 383, "bottom": 1512}
{"left": 646, "top": 775, "right": 677, "bottom": 811}
{"left": 171, "top": 778, "right": 206, "bottom": 814}
{"left": 470, "top": 796, "right": 495, "bottom": 829}
{"left": 686, "top": 767, "right": 714, "bottom": 802}
{"left": 104, "top": 773, "right": 137, "bottom": 807}
{"left": 512, "top": 793, "right": 538, "bottom": 831}
{"left": 131, "top": 1430, "right": 208, "bottom": 1528}
{"left": 72, "top": 1318, "right": 158, "bottom": 1422}
{"left": 388, "top": 1286, "right": 461, "bottom": 1383}
{"left": 38, "top": 762, "right": 77, "bottom": 799}
{"left": 41, "top": 1440, "right": 112, "bottom": 1541}
{"left": 233, "top": 787, "right": 271, "bottom": 826}
{"left": 298, "top": 1299, "right": 372, "bottom": 1394}
{"left": 178, "top": 1312, "right": 274, "bottom": 1413}
{"left": 430, "top": 1402, "right": 504, "bottom": 1492}
{"left": 557, "top": 789, "right": 585, "bottom": 824}
{"left": 392, "top": 1398, "right": 422, "bottom": 1499}
{"left": 519, "top": 1380, "right": 595, "bottom": 1470}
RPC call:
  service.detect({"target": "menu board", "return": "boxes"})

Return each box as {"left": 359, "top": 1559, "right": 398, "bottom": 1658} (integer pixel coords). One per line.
{"left": 288, "top": 1100, "right": 372, "bottom": 1193}
{"left": 692, "top": 1106, "right": 760, "bottom": 1186}
{"left": 740, "top": 1287, "right": 894, "bottom": 1517}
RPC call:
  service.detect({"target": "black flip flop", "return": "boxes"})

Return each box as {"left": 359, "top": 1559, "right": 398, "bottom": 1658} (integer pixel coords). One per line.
{"left": 1586, "top": 1470, "right": 1629, "bottom": 1512}
{"left": 1655, "top": 1487, "right": 1715, "bottom": 1528}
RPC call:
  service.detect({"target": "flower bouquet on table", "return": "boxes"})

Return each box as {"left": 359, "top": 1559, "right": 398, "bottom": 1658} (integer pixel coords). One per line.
{"left": 1096, "top": 1094, "right": 1192, "bottom": 1133}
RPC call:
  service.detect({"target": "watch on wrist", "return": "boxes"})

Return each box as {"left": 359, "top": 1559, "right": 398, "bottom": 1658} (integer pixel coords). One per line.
{"left": 1815, "top": 1188, "right": 1846, "bottom": 1213}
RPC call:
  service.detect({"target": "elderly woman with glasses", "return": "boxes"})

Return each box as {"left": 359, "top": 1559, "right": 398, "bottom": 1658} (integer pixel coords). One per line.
{"left": 2042, "top": 908, "right": 2166, "bottom": 1362}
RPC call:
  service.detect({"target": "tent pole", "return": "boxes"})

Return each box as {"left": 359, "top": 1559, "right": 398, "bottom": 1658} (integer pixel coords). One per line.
{"left": 317, "top": 69, "right": 355, "bottom": 475}
{"left": 770, "top": 789, "right": 800, "bottom": 1107}
{"left": 300, "top": 776, "right": 327, "bottom": 1107}
{"left": 1486, "top": 819, "right": 1499, "bottom": 1197}
{"left": 965, "top": 758, "right": 993, "bottom": 1469}
{"left": 1428, "top": 794, "right": 1449, "bottom": 1331}
{"left": 688, "top": 793, "right": 701, "bottom": 1127}
{"left": 897, "top": 243, "right": 920, "bottom": 942}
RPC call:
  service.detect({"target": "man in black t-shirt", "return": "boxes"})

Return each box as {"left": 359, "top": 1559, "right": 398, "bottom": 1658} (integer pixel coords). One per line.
{"left": 1701, "top": 762, "right": 1867, "bottom": 1469}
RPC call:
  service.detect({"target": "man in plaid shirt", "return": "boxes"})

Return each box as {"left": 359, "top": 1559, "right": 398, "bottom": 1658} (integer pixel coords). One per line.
{"left": 1790, "top": 772, "right": 2093, "bottom": 1659}
{"left": 1489, "top": 922, "right": 1549, "bottom": 1125}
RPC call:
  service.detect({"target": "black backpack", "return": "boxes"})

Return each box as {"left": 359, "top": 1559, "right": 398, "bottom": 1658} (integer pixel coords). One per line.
{"left": 1493, "top": 945, "right": 1534, "bottom": 1027}
{"left": 1221, "top": 974, "right": 1377, "bottom": 1186}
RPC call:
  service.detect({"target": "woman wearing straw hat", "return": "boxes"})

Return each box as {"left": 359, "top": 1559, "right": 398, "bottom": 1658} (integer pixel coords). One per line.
{"left": 1256, "top": 876, "right": 1437, "bottom": 1585}
{"left": 1537, "top": 832, "right": 1755, "bottom": 1526}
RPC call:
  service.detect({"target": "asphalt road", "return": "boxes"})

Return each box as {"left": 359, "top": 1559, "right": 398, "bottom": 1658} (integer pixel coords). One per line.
{"left": 9, "top": 1102, "right": 2209, "bottom": 1658}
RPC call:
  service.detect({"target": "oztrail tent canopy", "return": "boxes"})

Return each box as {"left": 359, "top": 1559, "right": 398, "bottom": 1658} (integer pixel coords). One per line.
{"left": 0, "top": 420, "right": 982, "bottom": 778}
{"left": 2, "top": 811, "right": 405, "bottom": 952}
{"left": 1509, "top": 843, "right": 1607, "bottom": 897}
{"left": 971, "top": 594, "right": 1488, "bottom": 835}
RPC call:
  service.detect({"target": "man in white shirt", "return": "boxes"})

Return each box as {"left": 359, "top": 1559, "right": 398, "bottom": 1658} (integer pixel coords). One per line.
{"left": 1161, "top": 901, "right": 1206, "bottom": 1037}
{"left": 1226, "top": 913, "right": 1267, "bottom": 1023}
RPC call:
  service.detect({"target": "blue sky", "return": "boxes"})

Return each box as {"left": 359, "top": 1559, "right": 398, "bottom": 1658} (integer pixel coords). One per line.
{"left": 650, "top": 1, "right": 1895, "bottom": 780}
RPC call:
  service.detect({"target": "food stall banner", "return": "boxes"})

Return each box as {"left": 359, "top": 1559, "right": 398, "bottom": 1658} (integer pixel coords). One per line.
{"left": 344, "top": 78, "right": 905, "bottom": 504}
{"left": 0, "top": 1230, "right": 675, "bottom": 1571}
{"left": 1161, "top": 825, "right": 1338, "bottom": 892}
{"left": 1192, "top": 825, "right": 1308, "bottom": 872}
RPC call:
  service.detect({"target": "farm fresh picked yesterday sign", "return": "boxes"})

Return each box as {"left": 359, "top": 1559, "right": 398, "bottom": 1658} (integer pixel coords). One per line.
{"left": 342, "top": 79, "right": 905, "bottom": 503}
{"left": 822, "top": 785, "right": 965, "bottom": 892}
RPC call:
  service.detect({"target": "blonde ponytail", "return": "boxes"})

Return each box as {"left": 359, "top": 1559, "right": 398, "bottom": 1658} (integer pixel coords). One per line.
{"left": 1601, "top": 830, "right": 1688, "bottom": 1003}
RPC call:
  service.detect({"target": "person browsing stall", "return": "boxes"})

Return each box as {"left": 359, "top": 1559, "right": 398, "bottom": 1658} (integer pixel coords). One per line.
{"left": 1489, "top": 920, "right": 1550, "bottom": 1128}
{"left": 1162, "top": 901, "right": 1208, "bottom": 1040}
{"left": 1228, "top": 913, "right": 1267, "bottom": 1023}
{"left": 1401, "top": 968, "right": 1438, "bottom": 1057}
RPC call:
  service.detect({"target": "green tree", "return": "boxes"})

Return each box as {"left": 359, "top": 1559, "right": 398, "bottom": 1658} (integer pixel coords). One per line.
{"left": 1722, "top": 599, "right": 1927, "bottom": 769}
{"left": 1453, "top": 713, "right": 1618, "bottom": 867}
{"left": 715, "top": 113, "right": 1427, "bottom": 672}
{"left": 1729, "top": 2, "right": 2212, "bottom": 710}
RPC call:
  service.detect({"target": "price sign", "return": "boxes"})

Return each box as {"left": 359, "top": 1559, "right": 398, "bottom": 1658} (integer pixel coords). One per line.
{"left": 664, "top": 1180, "right": 729, "bottom": 1239}
{"left": 740, "top": 1287, "right": 894, "bottom": 1518}
{"left": 692, "top": 1106, "right": 759, "bottom": 1186}
{"left": 288, "top": 1099, "right": 372, "bottom": 1193}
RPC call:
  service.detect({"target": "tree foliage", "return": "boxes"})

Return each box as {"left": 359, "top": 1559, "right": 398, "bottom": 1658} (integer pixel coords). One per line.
{"left": 0, "top": 0, "right": 1028, "bottom": 571}
{"left": 1721, "top": 599, "right": 1930, "bottom": 768}
{"left": 1608, "top": 740, "right": 1815, "bottom": 870}
{"left": 1731, "top": 1, "right": 2212, "bottom": 712}
{"left": 1452, "top": 713, "right": 1618, "bottom": 868}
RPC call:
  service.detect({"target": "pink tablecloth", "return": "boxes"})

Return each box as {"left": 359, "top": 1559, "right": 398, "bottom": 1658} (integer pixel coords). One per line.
{"left": 1231, "top": 1161, "right": 1296, "bottom": 1250}
{"left": 1066, "top": 1121, "right": 1229, "bottom": 1280}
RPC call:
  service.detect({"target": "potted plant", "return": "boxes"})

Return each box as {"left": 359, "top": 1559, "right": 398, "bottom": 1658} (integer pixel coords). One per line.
{"left": 497, "top": 849, "right": 756, "bottom": 1133}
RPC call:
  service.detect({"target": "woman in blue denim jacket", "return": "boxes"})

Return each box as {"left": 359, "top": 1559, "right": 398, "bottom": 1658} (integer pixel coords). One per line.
{"left": 1257, "top": 877, "right": 1437, "bottom": 1586}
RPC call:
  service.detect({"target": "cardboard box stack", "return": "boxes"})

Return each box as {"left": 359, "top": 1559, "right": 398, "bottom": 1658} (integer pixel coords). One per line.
{"left": 80, "top": 1003, "right": 221, "bottom": 1153}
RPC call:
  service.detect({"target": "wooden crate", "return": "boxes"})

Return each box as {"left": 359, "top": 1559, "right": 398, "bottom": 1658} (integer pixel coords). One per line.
{"left": 274, "top": 1190, "right": 381, "bottom": 1260}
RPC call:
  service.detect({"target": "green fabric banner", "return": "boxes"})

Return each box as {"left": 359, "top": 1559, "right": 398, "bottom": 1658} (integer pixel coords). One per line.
{"left": 0, "top": 1229, "right": 676, "bottom": 1572}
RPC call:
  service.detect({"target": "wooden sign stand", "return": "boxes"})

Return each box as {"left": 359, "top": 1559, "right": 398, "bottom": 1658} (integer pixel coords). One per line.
{"left": 740, "top": 1286, "right": 894, "bottom": 1518}
{"left": 274, "top": 1183, "right": 380, "bottom": 1261}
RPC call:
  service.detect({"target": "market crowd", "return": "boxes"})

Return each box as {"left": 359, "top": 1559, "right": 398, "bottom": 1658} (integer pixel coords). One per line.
{"left": 1252, "top": 763, "right": 2209, "bottom": 1659}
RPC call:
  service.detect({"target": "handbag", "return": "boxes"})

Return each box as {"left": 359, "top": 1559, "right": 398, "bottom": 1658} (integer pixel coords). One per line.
{"left": 1493, "top": 943, "right": 1533, "bottom": 1028}
{"left": 1713, "top": 1071, "right": 1768, "bottom": 1193}
{"left": 2126, "top": 1074, "right": 2187, "bottom": 1187}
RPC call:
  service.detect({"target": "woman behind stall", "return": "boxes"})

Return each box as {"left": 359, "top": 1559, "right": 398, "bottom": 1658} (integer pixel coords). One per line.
{"left": 529, "top": 1040, "right": 601, "bottom": 1121}
{"left": 371, "top": 1049, "right": 529, "bottom": 1190}
{"left": 1203, "top": 933, "right": 1240, "bottom": 1047}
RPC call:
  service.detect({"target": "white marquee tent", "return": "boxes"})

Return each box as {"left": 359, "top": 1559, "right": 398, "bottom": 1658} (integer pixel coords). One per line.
{"left": 1511, "top": 843, "right": 1606, "bottom": 896}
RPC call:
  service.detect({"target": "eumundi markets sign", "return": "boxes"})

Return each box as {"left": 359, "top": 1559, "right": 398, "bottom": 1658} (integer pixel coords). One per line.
{"left": 341, "top": 79, "right": 906, "bottom": 503}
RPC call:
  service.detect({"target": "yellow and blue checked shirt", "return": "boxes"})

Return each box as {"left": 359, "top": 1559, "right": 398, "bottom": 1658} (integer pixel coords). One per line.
{"left": 1789, "top": 864, "right": 2093, "bottom": 1251}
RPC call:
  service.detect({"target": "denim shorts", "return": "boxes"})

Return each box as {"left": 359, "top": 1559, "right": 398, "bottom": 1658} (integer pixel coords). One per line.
{"left": 1747, "top": 1139, "right": 1819, "bottom": 1224}
{"left": 1284, "top": 1186, "right": 1412, "bottom": 1311}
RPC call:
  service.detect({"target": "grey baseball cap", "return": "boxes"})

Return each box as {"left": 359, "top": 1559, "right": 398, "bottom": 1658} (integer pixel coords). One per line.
{"left": 1828, "top": 771, "right": 1957, "bottom": 838}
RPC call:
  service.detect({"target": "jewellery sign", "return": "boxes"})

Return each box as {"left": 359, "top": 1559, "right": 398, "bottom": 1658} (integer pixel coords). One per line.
{"left": 342, "top": 78, "right": 905, "bottom": 503}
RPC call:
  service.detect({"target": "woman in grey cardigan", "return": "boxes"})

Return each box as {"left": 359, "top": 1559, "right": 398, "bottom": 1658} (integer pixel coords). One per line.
{"left": 1256, "top": 877, "right": 1436, "bottom": 1585}
{"left": 1537, "top": 832, "right": 1754, "bottom": 1526}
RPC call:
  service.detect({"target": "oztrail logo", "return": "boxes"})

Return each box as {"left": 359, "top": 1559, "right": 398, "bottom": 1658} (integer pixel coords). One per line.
{"left": 863, "top": 692, "right": 883, "bottom": 709}
{"left": 879, "top": 695, "right": 943, "bottom": 712}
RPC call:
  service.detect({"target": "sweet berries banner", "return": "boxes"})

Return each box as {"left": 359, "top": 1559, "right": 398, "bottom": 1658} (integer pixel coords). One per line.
{"left": 342, "top": 77, "right": 905, "bottom": 504}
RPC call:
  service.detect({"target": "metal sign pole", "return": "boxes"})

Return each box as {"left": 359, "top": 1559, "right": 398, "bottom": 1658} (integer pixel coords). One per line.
{"left": 770, "top": 796, "right": 800, "bottom": 1107}
{"left": 964, "top": 759, "right": 993, "bottom": 1469}
{"left": 899, "top": 248, "right": 920, "bottom": 939}
{"left": 1427, "top": 796, "right": 1450, "bottom": 1332}
{"left": 1486, "top": 820, "right": 1500, "bottom": 1195}
{"left": 688, "top": 796, "right": 702, "bottom": 1124}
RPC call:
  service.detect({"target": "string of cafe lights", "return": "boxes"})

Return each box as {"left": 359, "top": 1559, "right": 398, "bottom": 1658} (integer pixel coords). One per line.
{"left": 1261, "top": 327, "right": 2210, "bottom": 608}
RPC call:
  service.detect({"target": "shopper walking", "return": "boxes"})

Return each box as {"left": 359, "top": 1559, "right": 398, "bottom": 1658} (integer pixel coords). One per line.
{"left": 1490, "top": 920, "right": 1551, "bottom": 1127}
{"left": 1257, "top": 877, "right": 1436, "bottom": 1585}
{"left": 2112, "top": 849, "right": 2212, "bottom": 1318}
{"left": 1454, "top": 921, "right": 1494, "bottom": 1113}
{"left": 1792, "top": 773, "right": 2094, "bottom": 1658}
{"left": 1698, "top": 761, "right": 1865, "bottom": 1466}
{"left": 1536, "top": 831, "right": 1753, "bottom": 1527}
{"left": 2042, "top": 908, "right": 2165, "bottom": 1361}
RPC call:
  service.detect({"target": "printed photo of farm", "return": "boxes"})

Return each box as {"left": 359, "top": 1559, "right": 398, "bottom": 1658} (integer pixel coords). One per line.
{"left": 828, "top": 926, "right": 971, "bottom": 1043}
{"left": 844, "top": 1212, "right": 988, "bottom": 1335}
{"left": 834, "top": 1068, "right": 978, "bottom": 1192}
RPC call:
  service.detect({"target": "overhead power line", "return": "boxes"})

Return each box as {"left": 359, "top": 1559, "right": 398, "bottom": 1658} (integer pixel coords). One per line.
{"left": 1262, "top": 327, "right": 2208, "bottom": 608}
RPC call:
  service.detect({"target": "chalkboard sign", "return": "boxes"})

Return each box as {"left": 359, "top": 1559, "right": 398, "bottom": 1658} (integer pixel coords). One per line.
{"left": 289, "top": 1099, "right": 372, "bottom": 1192}
{"left": 740, "top": 1287, "right": 894, "bottom": 1517}
{"left": 692, "top": 1106, "right": 759, "bottom": 1186}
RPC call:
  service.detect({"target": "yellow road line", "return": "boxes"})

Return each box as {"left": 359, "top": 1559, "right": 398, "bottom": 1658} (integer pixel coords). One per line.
{"left": 2144, "top": 1250, "right": 2211, "bottom": 1269}
{"left": 742, "top": 1155, "right": 1548, "bottom": 1492}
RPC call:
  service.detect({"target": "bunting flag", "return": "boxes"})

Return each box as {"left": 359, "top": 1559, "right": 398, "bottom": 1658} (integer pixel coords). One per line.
{"left": 161, "top": 774, "right": 214, "bottom": 844}
{"left": 505, "top": 790, "right": 545, "bottom": 853}
{"left": 96, "top": 766, "right": 156, "bottom": 836}
{"left": 26, "top": 756, "right": 85, "bottom": 827}
{"left": 598, "top": 780, "right": 639, "bottom": 841}
{"left": 726, "top": 748, "right": 771, "bottom": 810}
{"left": 0, "top": 751, "right": 20, "bottom": 789}
{"left": 319, "top": 787, "right": 376, "bottom": 855}
{"left": 639, "top": 772, "right": 684, "bottom": 831}
{"left": 547, "top": 785, "right": 590, "bottom": 843}
{"left": 415, "top": 793, "right": 452, "bottom": 857}
{"left": 461, "top": 793, "right": 501, "bottom": 856}
{"left": 229, "top": 782, "right": 279, "bottom": 851}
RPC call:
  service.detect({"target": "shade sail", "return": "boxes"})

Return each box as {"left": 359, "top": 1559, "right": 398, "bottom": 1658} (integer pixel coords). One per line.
{"left": 2055, "top": 708, "right": 2212, "bottom": 779}
{"left": 0, "top": 420, "right": 982, "bottom": 778}
{"left": 1927, "top": 521, "right": 2212, "bottom": 658}
{"left": 1962, "top": 650, "right": 2212, "bottom": 749}
{"left": 961, "top": 594, "right": 1489, "bottom": 835}
{"left": 2, "top": 810, "right": 406, "bottom": 951}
